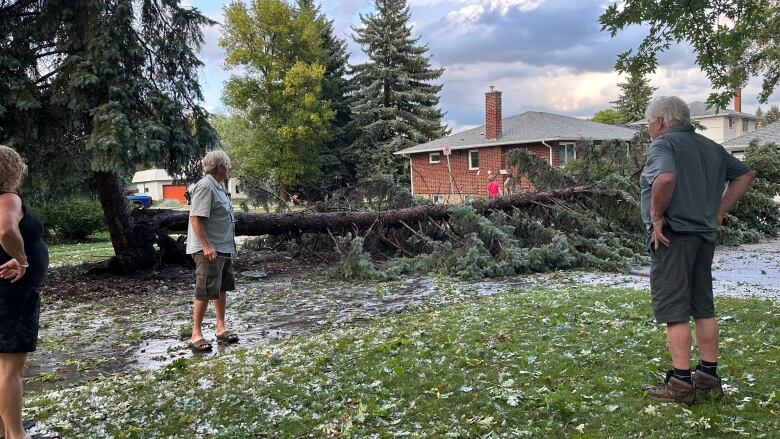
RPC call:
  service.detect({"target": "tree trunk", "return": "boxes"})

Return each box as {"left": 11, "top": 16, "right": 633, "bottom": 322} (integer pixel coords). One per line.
{"left": 94, "top": 171, "right": 157, "bottom": 274}
{"left": 153, "top": 186, "right": 592, "bottom": 236}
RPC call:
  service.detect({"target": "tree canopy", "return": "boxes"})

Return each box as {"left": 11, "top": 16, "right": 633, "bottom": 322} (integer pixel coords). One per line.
{"left": 613, "top": 72, "right": 656, "bottom": 123}
{"left": 220, "top": 0, "right": 333, "bottom": 192}
{"left": 592, "top": 108, "right": 621, "bottom": 125}
{"left": 600, "top": 0, "right": 780, "bottom": 110}
{"left": 349, "top": 0, "right": 447, "bottom": 179}
{"left": 1, "top": 0, "right": 218, "bottom": 272}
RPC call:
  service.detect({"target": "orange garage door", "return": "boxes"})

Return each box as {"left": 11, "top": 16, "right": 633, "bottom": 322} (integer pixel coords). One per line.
{"left": 162, "top": 184, "right": 188, "bottom": 203}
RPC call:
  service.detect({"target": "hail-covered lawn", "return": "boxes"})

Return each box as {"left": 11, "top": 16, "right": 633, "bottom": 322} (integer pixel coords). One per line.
{"left": 47, "top": 233, "right": 114, "bottom": 267}
{"left": 26, "top": 287, "right": 780, "bottom": 438}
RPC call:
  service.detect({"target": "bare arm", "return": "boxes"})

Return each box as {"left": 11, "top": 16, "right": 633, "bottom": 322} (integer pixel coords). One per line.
{"left": 190, "top": 216, "right": 216, "bottom": 261}
{"left": 718, "top": 171, "right": 756, "bottom": 226}
{"left": 0, "top": 194, "right": 28, "bottom": 282}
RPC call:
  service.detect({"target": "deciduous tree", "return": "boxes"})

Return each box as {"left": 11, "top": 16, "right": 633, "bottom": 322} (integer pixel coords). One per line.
{"left": 601, "top": 0, "right": 780, "bottom": 110}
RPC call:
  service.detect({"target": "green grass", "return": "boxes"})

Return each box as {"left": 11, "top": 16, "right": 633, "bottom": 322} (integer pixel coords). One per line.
{"left": 47, "top": 232, "right": 114, "bottom": 267}
{"left": 26, "top": 287, "right": 780, "bottom": 438}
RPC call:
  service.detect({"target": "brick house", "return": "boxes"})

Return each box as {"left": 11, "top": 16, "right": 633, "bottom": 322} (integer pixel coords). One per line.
{"left": 394, "top": 87, "right": 639, "bottom": 202}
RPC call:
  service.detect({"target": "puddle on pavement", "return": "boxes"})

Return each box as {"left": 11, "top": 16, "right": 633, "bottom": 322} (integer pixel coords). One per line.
{"left": 25, "top": 238, "right": 780, "bottom": 391}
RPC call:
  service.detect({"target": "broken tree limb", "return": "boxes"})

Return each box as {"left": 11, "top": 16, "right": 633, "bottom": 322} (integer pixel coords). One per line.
{"left": 149, "top": 186, "right": 593, "bottom": 236}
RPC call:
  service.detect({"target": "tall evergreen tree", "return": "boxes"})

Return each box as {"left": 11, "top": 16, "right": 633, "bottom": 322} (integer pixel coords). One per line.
{"left": 297, "top": 0, "right": 356, "bottom": 193}
{"left": 350, "top": 0, "right": 447, "bottom": 179}
{"left": 765, "top": 105, "right": 780, "bottom": 125}
{"left": 755, "top": 106, "right": 764, "bottom": 126}
{"left": 0, "top": 0, "right": 217, "bottom": 272}
{"left": 613, "top": 72, "right": 656, "bottom": 123}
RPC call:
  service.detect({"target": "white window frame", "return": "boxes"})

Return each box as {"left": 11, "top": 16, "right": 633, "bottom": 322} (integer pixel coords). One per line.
{"left": 432, "top": 195, "right": 444, "bottom": 204}
{"left": 742, "top": 119, "right": 749, "bottom": 132}
{"left": 559, "top": 142, "right": 576, "bottom": 166}
{"left": 468, "top": 149, "right": 479, "bottom": 170}
{"left": 429, "top": 152, "right": 441, "bottom": 164}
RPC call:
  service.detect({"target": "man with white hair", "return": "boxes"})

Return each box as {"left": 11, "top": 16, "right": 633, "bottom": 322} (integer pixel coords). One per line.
{"left": 640, "top": 96, "right": 755, "bottom": 404}
{"left": 186, "top": 150, "right": 239, "bottom": 351}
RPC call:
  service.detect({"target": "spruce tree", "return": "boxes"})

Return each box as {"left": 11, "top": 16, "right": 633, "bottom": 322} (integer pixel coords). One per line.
{"left": 350, "top": 0, "right": 447, "bottom": 179}
{"left": 297, "top": 0, "right": 357, "bottom": 193}
{"left": 613, "top": 72, "right": 656, "bottom": 123}
{"left": 765, "top": 105, "right": 780, "bottom": 125}
{"left": 0, "top": 0, "right": 217, "bottom": 273}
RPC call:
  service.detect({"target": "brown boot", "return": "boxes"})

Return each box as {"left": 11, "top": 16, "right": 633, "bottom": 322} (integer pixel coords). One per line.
{"left": 643, "top": 370, "right": 696, "bottom": 405}
{"left": 693, "top": 369, "right": 723, "bottom": 399}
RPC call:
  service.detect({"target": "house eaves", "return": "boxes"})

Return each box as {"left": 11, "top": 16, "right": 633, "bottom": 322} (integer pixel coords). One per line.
{"left": 393, "top": 138, "right": 565, "bottom": 155}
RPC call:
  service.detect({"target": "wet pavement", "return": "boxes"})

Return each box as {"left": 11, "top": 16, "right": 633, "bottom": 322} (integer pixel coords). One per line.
{"left": 26, "top": 238, "right": 780, "bottom": 391}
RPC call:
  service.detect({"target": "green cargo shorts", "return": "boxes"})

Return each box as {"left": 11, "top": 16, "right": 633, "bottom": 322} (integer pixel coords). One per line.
{"left": 193, "top": 252, "right": 236, "bottom": 301}
{"left": 649, "top": 228, "right": 716, "bottom": 324}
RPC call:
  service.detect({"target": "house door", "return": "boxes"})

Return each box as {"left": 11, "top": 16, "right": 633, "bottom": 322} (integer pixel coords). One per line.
{"left": 162, "top": 184, "right": 188, "bottom": 203}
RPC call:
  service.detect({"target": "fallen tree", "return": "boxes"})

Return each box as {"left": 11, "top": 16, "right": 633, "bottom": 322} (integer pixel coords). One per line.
{"left": 150, "top": 186, "right": 593, "bottom": 236}
{"left": 129, "top": 136, "right": 778, "bottom": 281}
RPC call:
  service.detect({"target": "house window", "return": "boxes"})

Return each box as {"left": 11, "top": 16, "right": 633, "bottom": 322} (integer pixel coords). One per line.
{"left": 468, "top": 149, "right": 479, "bottom": 170}
{"left": 558, "top": 143, "right": 576, "bottom": 166}
{"left": 729, "top": 118, "right": 734, "bottom": 129}
{"left": 429, "top": 152, "right": 441, "bottom": 164}
{"left": 432, "top": 195, "right": 444, "bottom": 204}
{"left": 144, "top": 187, "right": 149, "bottom": 193}
{"left": 742, "top": 119, "right": 749, "bottom": 132}
{"left": 235, "top": 184, "right": 241, "bottom": 194}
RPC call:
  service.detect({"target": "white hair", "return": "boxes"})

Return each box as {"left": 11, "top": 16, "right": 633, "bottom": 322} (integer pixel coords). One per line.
{"left": 645, "top": 96, "right": 691, "bottom": 128}
{"left": 202, "top": 150, "right": 231, "bottom": 175}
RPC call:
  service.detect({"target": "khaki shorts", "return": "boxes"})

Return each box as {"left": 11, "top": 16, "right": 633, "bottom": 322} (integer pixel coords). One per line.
{"left": 193, "top": 252, "right": 235, "bottom": 300}
{"left": 649, "top": 228, "right": 716, "bottom": 324}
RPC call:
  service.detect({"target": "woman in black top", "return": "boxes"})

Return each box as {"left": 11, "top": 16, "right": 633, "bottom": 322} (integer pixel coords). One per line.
{"left": 0, "top": 145, "right": 49, "bottom": 439}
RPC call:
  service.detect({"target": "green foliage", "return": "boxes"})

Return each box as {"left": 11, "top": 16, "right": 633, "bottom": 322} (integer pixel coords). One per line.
{"left": 729, "top": 141, "right": 780, "bottom": 235}
{"left": 329, "top": 237, "right": 380, "bottom": 280}
{"left": 600, "top": 1, "right": 780, "bottom": 109}
{"left": 307, "top": 0, "right": 357, "bottom": 192}
{"left": 334, "top": 133, "right": 776, "bottom": 281}
{"left": 764, "top": 105, "right": 780, "bottom": 125}
{"left": 221, "top": 0, "right": 332, "bottom": 190}
{"left": 41, "top": 200, "right": 107, "bottom": 241}
{"left": 613, "top": 72, "right": 656, "bottom": 123}
{"left": 349, "top": 0, "right": 447, "bottom": 179}
{"left": 0, "top": 0, "right": 218, "bottom": 196}
{"left": 591, "top": 108, "right": 621, "bottom": 125}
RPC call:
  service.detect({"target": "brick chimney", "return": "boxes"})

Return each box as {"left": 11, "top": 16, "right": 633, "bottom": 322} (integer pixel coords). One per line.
{"left": 485, "top": 86, "right": 502, "bottom": 140}
{"left": 734, "top": 89, "right": 742, "bottom": 113}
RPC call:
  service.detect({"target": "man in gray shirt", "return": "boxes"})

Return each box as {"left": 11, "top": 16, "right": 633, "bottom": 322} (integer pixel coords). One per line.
{"left": 186, "top": 150, "right": 239, "bottom": 351}
{"left": 640, "top": 96, "right": 755, "bottom": 404}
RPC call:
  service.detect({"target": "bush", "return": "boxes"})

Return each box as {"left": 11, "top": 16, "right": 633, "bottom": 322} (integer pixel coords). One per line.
{"left": 41, "top": 200, "right": 106, "bottom": 241}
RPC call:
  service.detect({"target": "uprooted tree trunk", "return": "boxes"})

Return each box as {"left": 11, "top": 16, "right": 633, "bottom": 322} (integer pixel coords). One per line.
{"left": 151, "top": 186, "right": 593, "bottom": 236}
{"left": 95, "top": 171, "right": 158, "bottom": 274}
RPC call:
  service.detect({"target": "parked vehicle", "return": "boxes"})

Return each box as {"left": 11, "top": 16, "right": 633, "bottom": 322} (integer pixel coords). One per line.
{"left": 127, "top": 194, "right": 153, "bottom": 208}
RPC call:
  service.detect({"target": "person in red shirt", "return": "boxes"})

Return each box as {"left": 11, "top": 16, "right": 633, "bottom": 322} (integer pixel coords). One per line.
{"left": 487, "top": 175, "right": 501, "bottom": 198}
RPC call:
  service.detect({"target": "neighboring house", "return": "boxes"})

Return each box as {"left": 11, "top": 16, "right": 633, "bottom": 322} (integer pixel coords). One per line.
{"left": 131, "top": 169, "right": 186, "bottom": 202}
{"left": 722, "top": 121, "right": 780, "bottom": 159}
{"left": 131, "top": 169, "right": 247, "bottom": 203}
{"left": 633, "top": 94, "right": 760, "bottom": 144}
{"left": 394, "top": 87, "right": 638, "bottom": 202}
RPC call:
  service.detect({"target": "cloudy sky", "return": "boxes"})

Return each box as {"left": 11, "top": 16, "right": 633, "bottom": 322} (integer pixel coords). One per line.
{"left": 188, "top": 0, "right": 780, "bottom": 133}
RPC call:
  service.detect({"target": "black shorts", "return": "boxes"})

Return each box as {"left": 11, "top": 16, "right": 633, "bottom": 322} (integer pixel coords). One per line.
{"left": 649, "top": 228, "right": 716, "bottom": 324}
{"left": 193, "top": 252, "right": 235, "bottom": 300}
{"left": 0, "top": 284, "right": 41, "bottom": 353}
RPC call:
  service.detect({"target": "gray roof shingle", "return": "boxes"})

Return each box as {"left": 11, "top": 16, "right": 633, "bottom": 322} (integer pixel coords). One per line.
{"left": 395, "top": 111, "right": 639, "bottom": 155}
{"left": 688, "top": 101, "right": 759, "bottom": 120}
{"left": 722, "top": 121, "right": 780, "bottom": 150}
